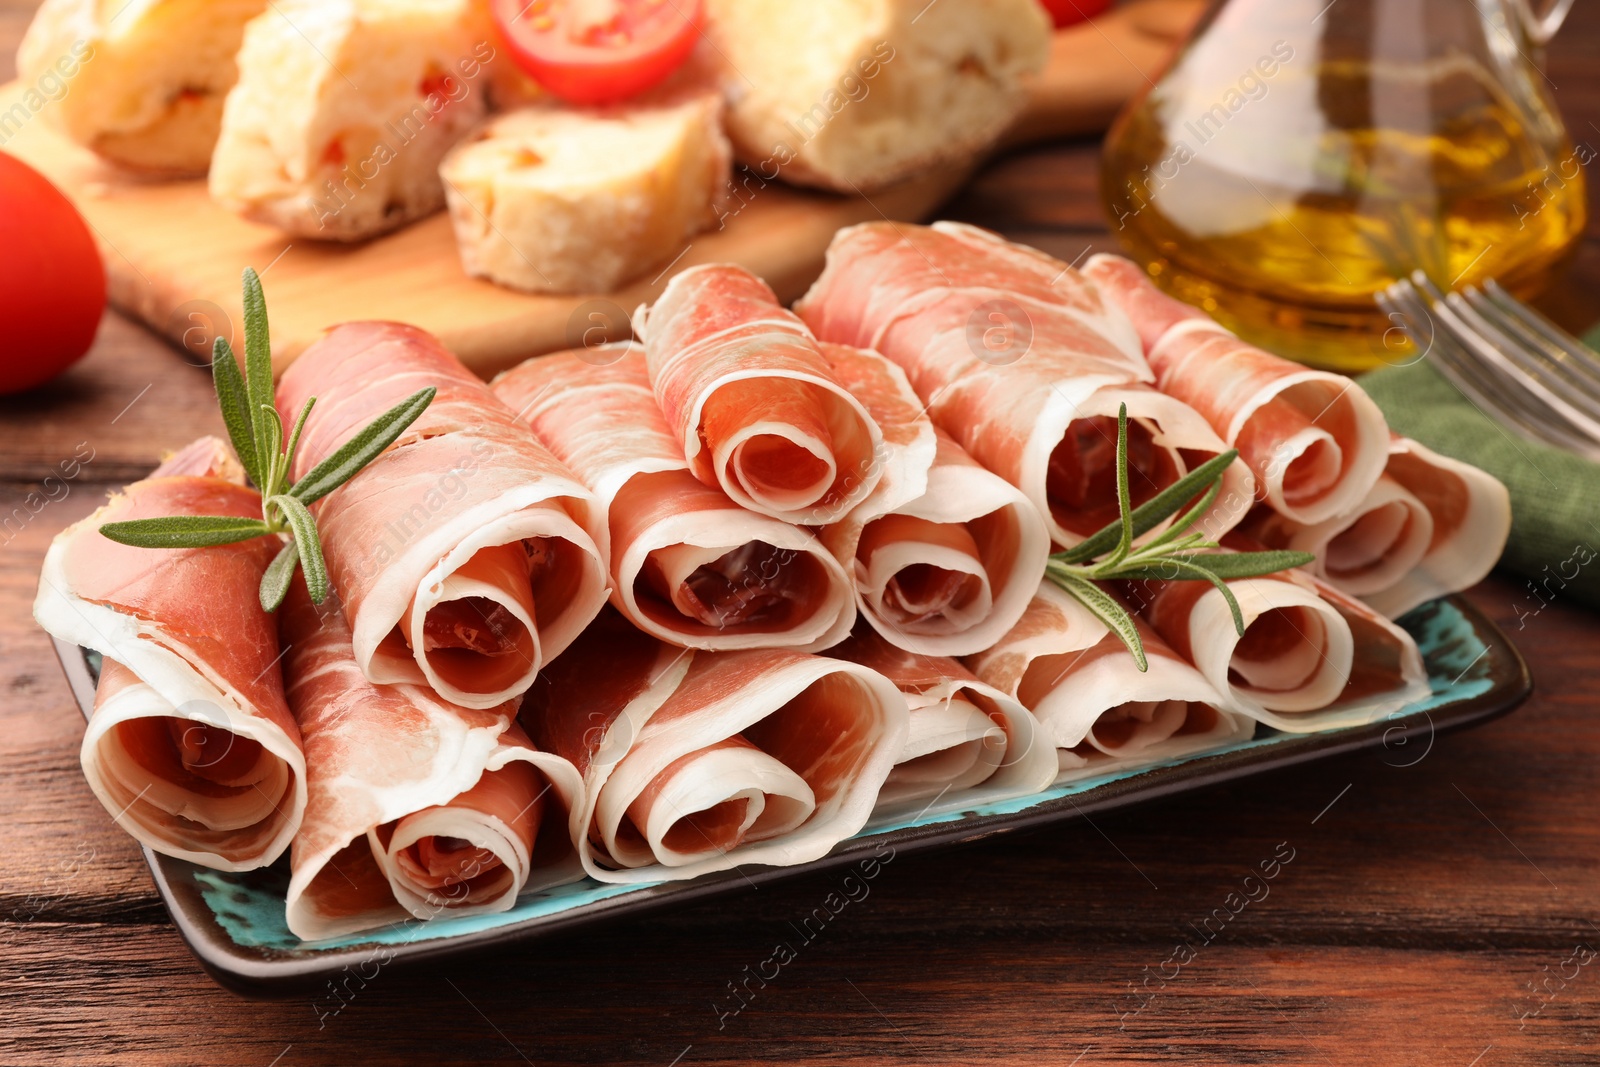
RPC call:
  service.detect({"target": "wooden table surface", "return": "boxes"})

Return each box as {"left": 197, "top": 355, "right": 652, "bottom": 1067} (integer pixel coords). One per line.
{"left": 4, "top": 3, "right": 1600, "bottom": 1065}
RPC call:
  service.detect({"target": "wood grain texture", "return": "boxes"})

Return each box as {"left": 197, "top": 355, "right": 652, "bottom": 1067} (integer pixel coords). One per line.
{"left": 0, "top": 0, "right": 1204, "bottom": 377}
{"left": 3, "top": 0, "right": 1600, "bottom": 1062}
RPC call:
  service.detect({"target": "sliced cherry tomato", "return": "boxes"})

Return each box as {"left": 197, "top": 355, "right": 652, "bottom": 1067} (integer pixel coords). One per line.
{"left": 1038, "top": 0, "right": 1115, "bottom": 28}
{"left": 491, "top": 0, "right": 702, "bottom": 106}
{"left": 0, "top": 152, "right": 105, "bottom": 394}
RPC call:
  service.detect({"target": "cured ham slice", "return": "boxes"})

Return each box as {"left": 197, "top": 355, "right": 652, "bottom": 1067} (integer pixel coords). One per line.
{"left": 795, "top": 222, "right": 1254, "bottom": 547}
{"left": 1084, "top": 254, "right": 1389, "bottom": 525}
{"left": 818, "top": 342, "right": 1050, "bottom": 655}
{"left": 638, "top": 263, "right": 885, "bottom": 525}
{"left": 279, "top": 582, "right": 583, "bottom": 942}
{"left": 492, "top": 344, "right": 855, "bottom": 650}
{"left": 1238, "top": 435, "right": 1510, "bottom": 617}
{"left": 1129, "top": 558, "right": 1431, "bottom": 733}
{"left": 827, "top": 625, "right": 1055, "bottom": 818}
{"left": 521, "top": 609, "right": 906, "bottom": 884}
{"left": 968, "top": 582, "right": 1252, "bottom": 779}
{"left": 276, "top": 322, "right": 610, "bottom": 710}
{"left": 1364, "top": 437, "right": 1511, "bottom": 618}
{"left": 33, "top": 438, "right": 305, "bottom": 871}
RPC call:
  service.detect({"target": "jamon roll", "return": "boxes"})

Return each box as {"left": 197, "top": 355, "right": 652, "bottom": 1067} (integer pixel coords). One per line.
{"left": 279, "top": 583, "right": 583, "bottom": 942}
{"left": 796, "top": 222, "right": 1254, "bottom": 547}
{"left": 277, "top": 322, "right": 610, "bottom": 709}
{"left": 1129, "top": 560, "right": 1430, "bottom": 733}
{"left": 1239, "top": 436, "right": 1510, "bottom": 618}
{"left": 969, "top": 583, "right": 1252, "bottom": 779}
{"left": 33, "top": 438, "right": 305, "bottom": 871}
{"left": 819, "top": 342, "right": 1050, "bottom": 655}
{"left": 639, "top": 264, "right": 885, "bottom": 525}
{"left": 828, "top": 625, "right": 1055, "bottom": 818}
{"left": 521, "top": 609, "right": 906, "bottom": 884}
{"left": 1084, "top": 254, "right": 1389, "bottom": 525}
{"left": 493, "top": 344, "right": 855, "bottom": 650}
{"left": 1366, "top": 437, "right": 1510, "bottom": 618}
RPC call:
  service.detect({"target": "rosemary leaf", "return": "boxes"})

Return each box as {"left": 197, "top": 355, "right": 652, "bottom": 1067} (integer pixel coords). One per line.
{"left": 1047, "top": 566, "right": 1148, "bottom": 672}
{"left": 270, "top": 495, "right": 329, "bottom": 602}
{"left": 290, "top": 387, "right": 436, "bottom": 505}
{"left": 241, "top": 268, "right": 275, "bottom": 474}
{"left": 284, "top": 398, "right": 316, "bottom": 475}
{"left": 100, "top": 515, "right": 272, "bottom": 549}
{"left": 211, "top": 337, "right": 262, "bottom": 488}
{"left": 1106, "top": 405, "right": 1135, "bottom": 568}
{"left": 259, "top": 540, "right": 301, "bottom": 612}
{"left": 1173, "top": 550, "right": 1318, "bottom": 580}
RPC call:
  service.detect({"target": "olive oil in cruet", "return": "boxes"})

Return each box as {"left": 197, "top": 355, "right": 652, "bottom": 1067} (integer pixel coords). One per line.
{"left": 1101, "top": 0, "right": 1587, "bottom": 371}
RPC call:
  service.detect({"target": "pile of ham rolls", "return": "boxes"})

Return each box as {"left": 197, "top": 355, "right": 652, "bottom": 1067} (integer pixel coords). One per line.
{"left": 35, "top": 223, "right": 1511, "bottom": 943}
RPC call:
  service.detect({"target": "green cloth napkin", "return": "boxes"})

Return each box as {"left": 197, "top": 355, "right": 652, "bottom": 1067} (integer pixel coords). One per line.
{"left": 1360, "top": 338, "right": 1600, "bottom": 610}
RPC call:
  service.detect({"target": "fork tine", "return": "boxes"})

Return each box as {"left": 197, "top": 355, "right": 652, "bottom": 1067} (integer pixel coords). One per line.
{"left": 1410, "top": 272, "right": 1600, "bottom": 445}
{"left": 1481, "top": 279, "right": 1600, "bottom": 380}
{"left": 1465, "top": 286, "right": 1600, "bottom": 395}
{"left": 1445, "top": 290, "right": 1600, "bottom": 421}
{"left": 1380, "top": 279, "right": 1600, "bottom": 460}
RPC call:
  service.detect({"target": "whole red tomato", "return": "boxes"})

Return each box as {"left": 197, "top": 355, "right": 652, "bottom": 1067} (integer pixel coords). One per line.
{"left": 0, "top": 152, "right": 105, "bottom": 393}
{"left": 1039, "top": 0, "right": 1115, "bottom": 27}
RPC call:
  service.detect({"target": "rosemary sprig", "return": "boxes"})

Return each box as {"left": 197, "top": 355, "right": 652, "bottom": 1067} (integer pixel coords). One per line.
{"left": 1044, "top": 405, "right": 1315, "bottom": 671}
{"left": 99, "top": 268, "right": 436, "bottom": 612}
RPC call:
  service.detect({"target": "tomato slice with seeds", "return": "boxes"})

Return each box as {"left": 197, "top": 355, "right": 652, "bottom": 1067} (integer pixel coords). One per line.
{"left": 491, "top": 0, "right": 702, "bottom": 106}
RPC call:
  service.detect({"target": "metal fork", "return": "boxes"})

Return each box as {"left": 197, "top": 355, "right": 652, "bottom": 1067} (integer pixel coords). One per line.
{"left": 1377, "top": 270, "right": 1600, "bottom": 462}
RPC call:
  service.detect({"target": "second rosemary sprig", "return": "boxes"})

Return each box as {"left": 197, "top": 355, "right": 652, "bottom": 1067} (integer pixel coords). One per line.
{"left": 1044, "top": 405, "right": 1316, "bottom": 671}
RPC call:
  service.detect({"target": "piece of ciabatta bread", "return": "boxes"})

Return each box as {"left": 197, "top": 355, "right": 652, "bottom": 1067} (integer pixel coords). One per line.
{"left": 209, "top": 0, "right": 493, "bottom": 241}
{"left": 439, "top": 92, "right": 730, "bottom": 294}
{"left": 692, "top": 0, "right": 1049, "bottom": 193}
{"left": 16, "top": 0, "right": 267, "bottom": 175}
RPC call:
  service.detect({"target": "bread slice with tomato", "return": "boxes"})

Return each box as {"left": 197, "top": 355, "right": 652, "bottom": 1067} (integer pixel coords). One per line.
{"left": 208, "top": 0, "right": 494, "bottom": 241}
{"left": 16, "top": 0, "right": 268, "bottom": 176}
{"left": 439, "top": 90, "right": 731, "bottom": 293}
{"left": 691, "top": 0, "right": 1051, "bottom": 193}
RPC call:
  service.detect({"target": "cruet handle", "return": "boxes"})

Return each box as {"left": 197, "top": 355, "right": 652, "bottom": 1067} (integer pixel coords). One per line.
{"left": 1513, "top": 0, "right": 1575, "bottom": 45}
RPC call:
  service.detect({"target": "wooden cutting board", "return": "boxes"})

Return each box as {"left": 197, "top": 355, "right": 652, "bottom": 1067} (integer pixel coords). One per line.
{"left": 0, "top": 0, "right": 1201, "bottom": 377}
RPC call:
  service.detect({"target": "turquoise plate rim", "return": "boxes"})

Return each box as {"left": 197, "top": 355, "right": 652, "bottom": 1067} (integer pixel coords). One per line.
{"left": 50, "top": 593, "right": 1531, "bottom": 998}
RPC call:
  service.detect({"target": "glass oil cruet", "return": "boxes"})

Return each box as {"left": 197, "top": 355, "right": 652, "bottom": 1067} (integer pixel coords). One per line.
{"left": 1100, "top": 0, "right": 1587, "bottom": 372}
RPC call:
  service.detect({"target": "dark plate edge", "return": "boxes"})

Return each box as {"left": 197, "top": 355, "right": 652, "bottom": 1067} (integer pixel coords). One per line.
{"left": 48, "top": 593, "right": 1532, "bottom": 998}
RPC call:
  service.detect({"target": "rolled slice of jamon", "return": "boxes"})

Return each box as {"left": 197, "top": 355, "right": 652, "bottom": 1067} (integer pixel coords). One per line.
{"left": 818, "top": 342, "right": 1050, "bottom": 655}
{"left": 1128, "top": 558, "right": 1431, "bottom": 733}
{"left": 278, "top": 582, "right": 584, "bottom": 942}
{"left": 521, "top": 609, "right": 906, "bottom": 884}
{"left": 638, "top": 263, "right": 885, "bottom": 525}
{"left": 1083, "top": 254, "right": 1390, "bottom": 525}
{"left": 33, "top": 437, "right": 306, "bottom": 871}
{"left": 1239, "top": 478, "right": 1434, "bottom": 600}
{"left": 493, "top": 344, "right": 855, "bottom": 650}
{"left": 1364, "top": 436, "right": 1510, "bottom": 618}
{"left": 795, "top": 222, "right": 1254, "bottom": 547}
{"left": 827, "top": 624, "right": 1055, "bottom": 819}
{"left": 968, "top": 582, "right": 1252, "bottom": 780}
{"left": 277, "top": 322, "right": 610, "bottom": 709}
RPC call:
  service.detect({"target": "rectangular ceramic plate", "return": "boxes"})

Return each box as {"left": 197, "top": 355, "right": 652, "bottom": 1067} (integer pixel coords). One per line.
{"left": 51, "top": 594, "right": 1530, "bottom": 997}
